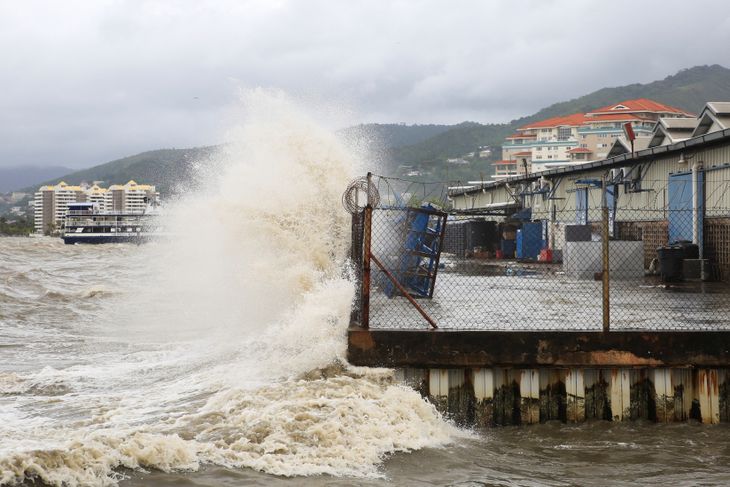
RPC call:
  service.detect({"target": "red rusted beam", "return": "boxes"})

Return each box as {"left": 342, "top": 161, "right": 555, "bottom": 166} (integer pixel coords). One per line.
{"left": 370, "top": 252, "right": 438, "bottom": 329}
{"left": 361, "top": 205, "right": 372, "bottom": 329}
{"left": 347, "top": 328, "right": 730, "bottom": 368}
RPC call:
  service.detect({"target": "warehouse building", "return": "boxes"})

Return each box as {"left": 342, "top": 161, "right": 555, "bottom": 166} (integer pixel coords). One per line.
{"left": 449, "top": 102, "right": 730, "bottom": 281}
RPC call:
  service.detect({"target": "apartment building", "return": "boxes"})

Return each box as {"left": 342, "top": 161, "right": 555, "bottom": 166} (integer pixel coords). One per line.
{"left": 497, "top": 99, "right": 692, "bottom": 179}
{"left": 33, "top": 180, "right": 159, "bottom": 235}
{"left": 104, "top": 180, "right": 157, "bottom": 213}
{"left": 33, "top": 182, "right": 86, "bottom": 234}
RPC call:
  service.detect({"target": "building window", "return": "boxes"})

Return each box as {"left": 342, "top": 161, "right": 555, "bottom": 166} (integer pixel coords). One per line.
{"left": 558, "top": 127, "right": 572, "bottom": 140}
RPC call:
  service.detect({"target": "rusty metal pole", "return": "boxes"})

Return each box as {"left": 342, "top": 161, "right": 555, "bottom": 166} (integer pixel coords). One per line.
{"left": 370, "top": 254, "right": 438, "bottom": 329}
{"left": 349, "top": 210, "right": 363, "bottom": 326}
{"left": 361, "top": 172, "right": 373, "bottom": 329}
{"left": 602, "top": 174, "right": 610, "bottom": 333}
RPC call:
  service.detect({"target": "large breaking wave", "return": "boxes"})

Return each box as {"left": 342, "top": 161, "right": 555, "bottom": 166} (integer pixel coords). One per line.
{"left": 0, "top": 91, "right": 458, "bottom": 486}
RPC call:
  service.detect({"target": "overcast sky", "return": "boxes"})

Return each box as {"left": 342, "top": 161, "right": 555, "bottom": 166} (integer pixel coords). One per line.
{"left": 1, "top": 0, "right": 730, "bottom": 169}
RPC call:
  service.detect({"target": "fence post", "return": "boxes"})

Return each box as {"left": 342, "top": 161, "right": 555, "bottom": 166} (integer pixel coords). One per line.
{"left": 349, "top": 210, "right": 363, "bottom": 325}
{"left": 361, "top": 172, "right": 373, "bottom": 329}
{"left": 602, "top": 174, "right": 610, "bottom": 333}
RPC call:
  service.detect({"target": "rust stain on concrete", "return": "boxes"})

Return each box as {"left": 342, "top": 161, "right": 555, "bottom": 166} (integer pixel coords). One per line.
{"left": 348, "top": 330, "right": 375, "bottom": 351}
{"left": 554, "top": 350, "right": 664, "bottom": 367}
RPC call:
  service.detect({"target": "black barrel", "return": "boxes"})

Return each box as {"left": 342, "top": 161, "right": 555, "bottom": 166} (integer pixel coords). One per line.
{"left": 671, "top": 240, "right": 699, "bottom": 260}
{"left": 658, "top": 246, "right": 684, "bottom": 281}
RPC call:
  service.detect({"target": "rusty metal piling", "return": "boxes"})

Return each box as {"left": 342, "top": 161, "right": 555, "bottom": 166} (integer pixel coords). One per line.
{"left": 602, "top": 174, "right": 610, "bottom": 333}
{"left": 360, "top": 173, "right": 373, "bottom": 329}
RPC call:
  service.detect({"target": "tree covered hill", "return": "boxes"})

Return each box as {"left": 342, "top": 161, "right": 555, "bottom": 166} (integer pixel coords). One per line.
{"left": 21, "top": 146, "right": 218, "bottom": 196}
{"left": 339, "top": 123, "right": 452, "bottom": 149}
{"left": 0, "top": 166, "right": 73, "bottom": 193}
{"left": 378, "top": 64, "right": 730, "bottom": 179}
{"left": 514, "top": 64, "right": 730, "bottom": 128}
{"left": 10, "top": 64, "right": 730, "bottom": 199}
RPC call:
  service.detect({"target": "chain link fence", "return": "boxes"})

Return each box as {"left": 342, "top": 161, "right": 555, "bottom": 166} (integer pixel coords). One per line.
{"left": 350, "top": 174, "right": 730, "bottom": 331}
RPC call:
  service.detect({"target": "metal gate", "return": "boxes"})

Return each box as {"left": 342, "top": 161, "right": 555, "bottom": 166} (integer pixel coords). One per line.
{"left": 668, "top": 171, "right": 703, "bottom": 244}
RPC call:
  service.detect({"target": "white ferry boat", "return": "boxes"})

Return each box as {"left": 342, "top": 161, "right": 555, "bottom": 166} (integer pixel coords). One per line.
{"left": 61, "top": 202, "right": 159, "bottom": 244}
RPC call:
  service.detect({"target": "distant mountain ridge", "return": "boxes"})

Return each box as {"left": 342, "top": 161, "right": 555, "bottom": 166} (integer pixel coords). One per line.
{"left": 21, "top": 146, "right": 218, "bottom": 196}
{"left": 7, "top": 64, "right": 730, "bottom": 197}
{"left": 372, "top": 64, "right": 730, "bottom": 181}
{"left": 339, "top": 123, "right": 452, "bottom": 149}
{"left": 0, "top": 166, "right": 74, "bottom": 193}
{"left": 513, "top": 64, "right": 730, "bottom": 128}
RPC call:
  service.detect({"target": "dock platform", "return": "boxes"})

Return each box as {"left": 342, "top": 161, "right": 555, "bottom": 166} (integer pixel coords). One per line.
{"left": 348, "top": 327, "right": 730, "bottom": 425}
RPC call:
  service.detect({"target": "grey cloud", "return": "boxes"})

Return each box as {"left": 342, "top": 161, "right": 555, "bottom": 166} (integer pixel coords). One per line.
{"left": 1, "top": 0, "right": 729, "bottom": 168}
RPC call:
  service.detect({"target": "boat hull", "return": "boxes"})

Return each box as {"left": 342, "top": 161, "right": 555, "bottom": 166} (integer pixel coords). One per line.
{"left": 62, "top": 233, "right": 154, "bottom": 244}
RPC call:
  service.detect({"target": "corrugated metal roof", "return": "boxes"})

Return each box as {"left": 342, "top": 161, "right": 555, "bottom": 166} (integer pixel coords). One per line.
{"left": 659, "top": 117, "right": 698, "bottom": 130}
{"left": 449, "top": 127, "right": 730, "bottom": 196}
{"left": 693, "top": 106, "right": 730, "bottom": 136}
{"left": 707, "top": 102, "right": 730, "bottom": 115}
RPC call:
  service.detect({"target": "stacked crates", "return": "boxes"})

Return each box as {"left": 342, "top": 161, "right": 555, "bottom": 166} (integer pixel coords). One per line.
{"left": 385, "top": 204, "right": 446, "bottom": 298}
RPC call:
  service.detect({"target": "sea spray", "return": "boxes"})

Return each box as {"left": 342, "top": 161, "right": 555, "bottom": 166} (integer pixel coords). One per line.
{"left": 0, "top": 91, "right": 460, "bottom": 487}
{"left": 129, "top": 89, "right": 357, "bottom": 343}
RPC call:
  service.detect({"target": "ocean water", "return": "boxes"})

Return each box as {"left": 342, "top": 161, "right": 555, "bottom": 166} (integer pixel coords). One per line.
{"left": 2, "top": 93, "right": 730, "bottom": 486}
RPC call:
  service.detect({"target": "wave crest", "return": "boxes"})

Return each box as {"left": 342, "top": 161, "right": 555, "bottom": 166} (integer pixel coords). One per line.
{"left": 1, "top": 370, "right": 460, "bottom": 486}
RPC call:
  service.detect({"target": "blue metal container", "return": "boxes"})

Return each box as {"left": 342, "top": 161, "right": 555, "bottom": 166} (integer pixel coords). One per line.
{"left": 516, "top": 222, "right": 542, "bottom": 260}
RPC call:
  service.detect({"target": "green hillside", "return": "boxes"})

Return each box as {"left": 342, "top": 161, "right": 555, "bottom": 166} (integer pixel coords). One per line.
{"left": 514, "top": 64, "right": 730, "bottom": 127}
{"left": 339, "top": 123, "right": 452, "bottom": 149}
{"left": 25, "top": 146, "right": 218, "bottom": 195}
{"left": 383, "top": 64, "right": 730, "bottom": 180}
{"left": 10, "top": 64, "right": 730, "bottom": 203}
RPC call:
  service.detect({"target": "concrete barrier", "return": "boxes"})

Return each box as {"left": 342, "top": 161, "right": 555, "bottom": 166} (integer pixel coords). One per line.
{"left": 564, "top": 240, "right": 644, "bottom": 279}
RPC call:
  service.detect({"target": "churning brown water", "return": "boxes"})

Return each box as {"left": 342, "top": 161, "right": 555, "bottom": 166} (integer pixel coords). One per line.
{"left": 2, "top": 93, "right": 730, "bottom": 486}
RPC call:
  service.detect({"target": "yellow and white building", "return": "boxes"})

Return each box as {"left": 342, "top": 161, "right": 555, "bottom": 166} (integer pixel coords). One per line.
{"left": 33, "top": 180, "right": 159, "bottom": 235}
{"left": 33, "top": 182, "right": 86, "bottom": 235}
{"left": 104, "top": 180, "right": 158, "bottom": 214}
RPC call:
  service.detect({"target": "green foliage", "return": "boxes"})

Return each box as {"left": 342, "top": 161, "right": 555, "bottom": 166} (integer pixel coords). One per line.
{"left": 0, "top": 216, "right": 33, "bottom": 236}
{"left": 339, "top": 123, "right": 452, "bottom": 149}
{"left": 10, "top": 65, "right": 730, "bottom": 200}
{"left": 23, "top": 146, "right": 218, "bottom": 196}
{"left": 512, "top": 64, "right": 730, "bottom": 128}
{"left": 382, "top": 64, "right": 730, "bottom": 180}
{"left": 388, "top": 122, "right": 511, "bottom": 167}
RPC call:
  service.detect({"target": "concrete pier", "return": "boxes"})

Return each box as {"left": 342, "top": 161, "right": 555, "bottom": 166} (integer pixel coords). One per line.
{"left": 350, "top": 327, "right": 730, "bottom": 425}
{"left": 391, "top": 365, "right": 729, "bottom": 425}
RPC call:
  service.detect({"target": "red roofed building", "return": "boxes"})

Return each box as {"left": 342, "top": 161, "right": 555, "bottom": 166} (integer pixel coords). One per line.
{"left": 496, "top": 98, "right": 696, "bottom": 179}
{"left": 500, "top": 112, "right": 585, "bottom": 178}
{"left": 587, "top": 98, "right": 693, "bottom": 117}
{"left": 518, "top": 113, "right": 587, "bottom": 131}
